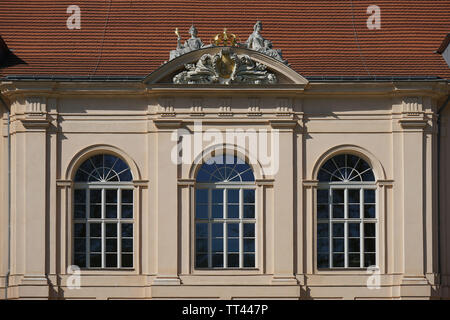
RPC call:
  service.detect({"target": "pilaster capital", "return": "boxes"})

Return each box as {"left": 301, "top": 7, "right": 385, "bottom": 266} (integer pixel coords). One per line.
{"left": 302, "top": 179, "right": 319, "bottom": 188}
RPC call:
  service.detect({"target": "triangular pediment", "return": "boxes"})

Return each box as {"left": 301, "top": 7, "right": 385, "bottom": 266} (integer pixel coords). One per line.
{"left": 144, "top": 47, "right": 308, "bottom": 85}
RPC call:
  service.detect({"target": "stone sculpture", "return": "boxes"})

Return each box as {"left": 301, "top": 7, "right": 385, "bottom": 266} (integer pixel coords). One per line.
{"left": 244, "top": 21, "right": 287, "bottom": 64}
{"left": 169, "top": 25, "right": 205, "bottom": 60}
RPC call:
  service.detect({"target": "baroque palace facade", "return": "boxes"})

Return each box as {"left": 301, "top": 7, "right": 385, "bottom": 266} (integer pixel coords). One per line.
{"left": 0, "top": 1, "right": 450, "bottom": 299}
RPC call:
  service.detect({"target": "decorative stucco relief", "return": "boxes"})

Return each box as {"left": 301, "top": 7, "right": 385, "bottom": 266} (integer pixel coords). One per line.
{"left": 173, "top": 49, "right": 277, "bottom": 85}
{"left": 402, "top": 96, "right": 423, "bottom": 116}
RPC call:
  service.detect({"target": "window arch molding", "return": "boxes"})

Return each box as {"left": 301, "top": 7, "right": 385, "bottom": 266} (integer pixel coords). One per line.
{"left": 188, "top": 143, "right": 265, "bottom": 181}
{"left": 311, "top": 145, "right": 386, "bottom": 182}
{"left": 65, "top": 144, "right": 141, "bottom": 182}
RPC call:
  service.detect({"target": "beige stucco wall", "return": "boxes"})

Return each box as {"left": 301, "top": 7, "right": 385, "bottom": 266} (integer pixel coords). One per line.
{"left": 0, "top": 76, "right": 448, "bottom": 299}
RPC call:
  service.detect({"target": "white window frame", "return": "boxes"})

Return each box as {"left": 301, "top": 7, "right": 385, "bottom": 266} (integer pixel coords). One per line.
{"left": 317, "top": 181, "right": 378, "bottom": 269}
{"left": 73, "top": 182, "right": 134, "bottom": 269}
{"left": 194, "top": 182, "right": 257, "bottom": 269}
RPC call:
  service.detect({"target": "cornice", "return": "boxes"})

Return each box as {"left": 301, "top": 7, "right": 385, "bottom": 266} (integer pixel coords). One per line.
{"left": 1, "top": 79, "right": 448, "bottom": 100}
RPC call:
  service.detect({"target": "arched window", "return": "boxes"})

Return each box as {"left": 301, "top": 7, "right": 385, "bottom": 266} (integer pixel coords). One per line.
{"left": 73, "top": 154, "right": 134, "bottom": 269}
{"left": 195, "top": 154, "right": 256, "bottom": 269}
{"left": 316, "top": 154, "right": 377, "bottom": 269}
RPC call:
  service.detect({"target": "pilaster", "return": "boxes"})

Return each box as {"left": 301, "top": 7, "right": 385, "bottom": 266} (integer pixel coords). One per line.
{"left": 17, "top": 96, "right": 51, "bottom": 298}
{"left": 269, "top": 119, "right": 298, "bottom": 284}
{"left": 152, "top": 120, "right": 182, "bottom": 285}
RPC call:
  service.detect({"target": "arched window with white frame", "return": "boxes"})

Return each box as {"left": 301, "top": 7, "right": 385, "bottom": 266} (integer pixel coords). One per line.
{"left": 72, "top": 153, "right": 134, "bottom": 269}
{"left": 195, "top": 154, "right": 256, "bottom": 269}
{"left": 316, "top": 153, "right": 377, "bottom": 269}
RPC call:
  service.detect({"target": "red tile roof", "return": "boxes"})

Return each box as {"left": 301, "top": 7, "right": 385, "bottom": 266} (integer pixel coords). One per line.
{"left": 0, "top": 0, "right": 449, "bottom": 79}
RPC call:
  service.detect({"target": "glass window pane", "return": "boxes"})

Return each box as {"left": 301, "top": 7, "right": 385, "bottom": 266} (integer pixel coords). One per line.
{"left": 364, "top": 223, "right": 376, "bottom": 237}
{"left": 227, "top": 254, "right": 239, "bottom": 267}
{"left": 348, "top": 254, "right": 360, "bottom": 267}
{"left": 348, "top": 223, "right": 360, "bottom": 237}
{"left": 212, "top": 238, "right": 223, "bottom": 253}
{"left": 348, "top": 204, "right": 360, "bottom": 218}
{"left": 364, "top": 253, "right": 376, "bottom": 267}
{"left": 332, "top": 223, "right": 344, "bottom": 237}
{"left": 212, "top": 189, "right": 223, "bottom": 203}
{"left": 196, "top": 169, "right": 212, "bottom": 183}
{"left": 333, "top": 154, "right": 345, "bottom": 169}
{"left": 196, "top": 204, "right": 208, "bottom": 219}
{"left": 103, "top": 154, "right": 117, "bottom": 169}
{"left": 364, "top": 205, "right": 376, "bottom": 218}
{"left": 243, "top": 223, "right": 255, "bottom": 237}
{"left": 118, "top": 169, "right": 132, "bottom": 182}
{"left": 90, "top": 189, "right": 102, "bottom": 203}
{"left": 121, "top": 205, "right": 133, "bottom": 219}
{"left": 212, "top": 254, "right": 223, "bottom": 268}
{"left": 106, "top": 189, "right": 117, "bottom": 203}
{"left": 90, "top": 239, "right": 101, "bottom": 253}
{"left": 106, "top": 239, "right": 117, "bottom": 252}
{"left": 90, "top": 205, "right": 101, "bottom": 219}
{"left": 122, "top": 189, "right": 133, "bottom": 204}
{"left": 122, "top": 238, "right": 133, "bottom": 252}
{"left": 196, "top": 238, "right": 208, "bottom": 253}
{"left": 244, "top": 254, "right": 255, "bottom": 267}
{"left": 317, "top": 223, "right": 329, "bottom": 237}
{"left": 333, "top": 253, "right": 344, "bottom": 267}
{"left": 196, "top": 254, "right": 208, "bottom": 268}
{"left": 348, "top": 189, "right": 360, "bottom": 203}
{"left": 364, "top": 189, "right": 376, "bottom": 203}
{"left": 317, "top": 238, "right": 329, "bottom": 253}
{"left": 105, "top": 223, "right": 117, "bottom": 237}
{"left": 121, "top": 254, "right": 133, "bottom": 268}
{"left": 227, "top": 223, "right": 239, "bottom": 237}
{"left": 317, "top": 189, "right": 329, "bottom": 204}
{"left": 321, "top": 159, "right": 335, "bottom": 175}
{"left": 74, "top": 223, "right": 86, "bottom": 237}
{"left": 74, "top": 189, "right": 86, "bottom": 204}
{"left": 243, "top": 205, "right": 255, "bottom": 218}
{"left": 332, "top": 189, "right": 344, "bottom": 204}
{"left": 240, "top": 170, "right": 255, "bottom": 182}
{"left": 318, "top": 169, "right": 331, "bottom": 182}
{"left": 227, "top": 205, "right": 239, "bottom": 218}
{"left": 244, "top": 239, "right": 255, "bottom": 253}
{"left": 347, "top": 154, "right": 360, "bottom": 169}
{"left": 196, "top": 223, "right": 208, "bottom": 238}
{"left": 90, "top": 254, "right": 101, "bottom": 268}
{"left": 332, "top": 239, "right": 344, "bottom": 253}
{"left": 317, "top": 204, "right": 329, "bottom": 219}
{"left": 212, "top": 204, "right": 223, "bottom": 219}
{"left": 196, "top": 189, "right": 208, "bottom": 203}
{"left": 348, "top": 239, "right": 360, "bottom": 253}
{"left": 243, "top": 190, "right": 255, "bottom": 203}
{"left": 317, "top": 253, "right": 329, "bottom": 268}
{"left": 106, "top": 205, "right": 117, "bottom": 218}
{"left": 332, "top": 205, "right": 344, "bottom": 218}
{"left": 228, "top": 239, "right": 239, "bottom": 252}
{"left": 121, "top": 223, "right": 133, "bottom": 238}
{"left": 106, "top": 254, "right": 117, "bottom": 268}
{"left": 74, "top": 204, "right": 86, "bottom": 219}
{"left": 212, "top": 223, "right": 223, "bottom": 237}
{"left": 364, "top": 238, "right": 376, "bottom": 252}
{"left": 362, "top": 170, "right": 375, "bottom": 182}
{"left": 74, "top": 238, "right": 86, "bottom": 252}
{"left": 112, "top": 157, "right": 128, "bottom": 174}
{"left": 90, "top": 223, "right": 101, "bottom": 237}
{"left": 74, "top": 254, "right": 86, "bottom": 268}
{"left": 227, "top": 189, "right": 239, "bottom": 203}
{"left": 74, "top": 170, "right": 89, "bottom": 182}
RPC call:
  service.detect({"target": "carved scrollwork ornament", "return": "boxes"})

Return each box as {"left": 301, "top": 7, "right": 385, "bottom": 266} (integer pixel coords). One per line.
{"left": 173, "top": 49, "right": 277, "bottom": 85}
